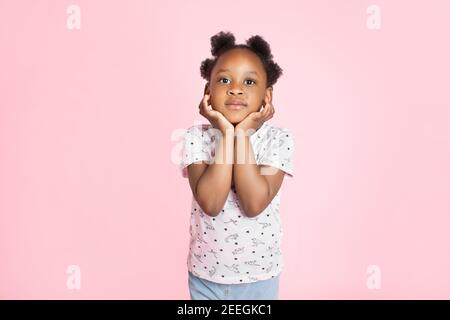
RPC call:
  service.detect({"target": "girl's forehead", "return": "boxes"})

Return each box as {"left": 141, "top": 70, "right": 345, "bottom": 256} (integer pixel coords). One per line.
{"left": 215, "top": 49, "right": 264, "bottom": 73}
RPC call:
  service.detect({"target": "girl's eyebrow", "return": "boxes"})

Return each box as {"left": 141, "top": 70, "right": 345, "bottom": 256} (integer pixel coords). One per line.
{"left": 216, "top": 68, "right": 259, "bottom": 76}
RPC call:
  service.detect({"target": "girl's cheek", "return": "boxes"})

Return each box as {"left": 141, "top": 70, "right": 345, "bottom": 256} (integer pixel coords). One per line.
{"left": 211, "top": 97, "right": 221, "bottom": 110}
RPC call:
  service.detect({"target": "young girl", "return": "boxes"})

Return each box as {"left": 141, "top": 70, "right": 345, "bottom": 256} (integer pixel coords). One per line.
{"left": 179, "top": 31, "right": 294, "bottom": 300}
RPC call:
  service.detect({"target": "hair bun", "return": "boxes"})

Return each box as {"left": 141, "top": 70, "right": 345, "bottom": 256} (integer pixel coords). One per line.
{"left": 246, "top": 35, "right": 273, "bottom": 59}
{"left": 210, "top": 31, "right": 236, "bottom": 57}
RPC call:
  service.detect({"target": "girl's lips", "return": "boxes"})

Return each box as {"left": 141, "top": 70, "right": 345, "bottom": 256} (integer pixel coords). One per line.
{"left": 225, "top": 104, "right": 245, "bottom": 110}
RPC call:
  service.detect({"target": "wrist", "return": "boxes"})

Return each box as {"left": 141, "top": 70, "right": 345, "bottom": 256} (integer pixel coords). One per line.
{"left": 220, "top": 126, "right": 235, "bottom": 137}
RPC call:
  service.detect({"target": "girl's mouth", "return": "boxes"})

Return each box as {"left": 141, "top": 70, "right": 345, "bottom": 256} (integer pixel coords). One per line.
{"left": 225, "top": 104, "right": 245, "bottom": 111}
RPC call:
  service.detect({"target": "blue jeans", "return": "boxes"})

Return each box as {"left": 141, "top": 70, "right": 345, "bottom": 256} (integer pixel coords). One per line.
{"left": 188, "top": 271, "right": 280, "bottom": 300}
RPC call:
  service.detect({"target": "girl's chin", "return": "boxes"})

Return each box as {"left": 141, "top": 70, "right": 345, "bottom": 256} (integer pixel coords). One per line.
{"left": 223, "top": 112, "right": 247, "bottom": 125}
{"left": 226, "top": 116, "right": 245, "bottom": 125}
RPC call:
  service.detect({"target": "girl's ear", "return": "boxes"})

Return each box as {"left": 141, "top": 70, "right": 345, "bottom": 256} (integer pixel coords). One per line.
{"left": 263, "top": 86, "right": 273, "bottom": 105}
{"left": 204, "top": 82, "right": 210, "bottom": 95}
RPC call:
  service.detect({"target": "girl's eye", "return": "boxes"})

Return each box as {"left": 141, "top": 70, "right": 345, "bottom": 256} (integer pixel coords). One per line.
{"left": 218, "top": 78, "right": 256, "bottom": 85}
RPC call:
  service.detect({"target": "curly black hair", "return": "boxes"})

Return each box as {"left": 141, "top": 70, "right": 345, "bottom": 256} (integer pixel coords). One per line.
{"left": 200, "top": 31, "right": 283, "bottom": 88}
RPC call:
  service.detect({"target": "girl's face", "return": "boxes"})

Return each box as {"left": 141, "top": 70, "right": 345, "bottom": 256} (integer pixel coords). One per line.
{"left": 205, "top": 48, "right": 273, "bottom": 125}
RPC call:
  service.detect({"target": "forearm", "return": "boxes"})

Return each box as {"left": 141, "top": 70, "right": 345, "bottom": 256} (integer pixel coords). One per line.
{"left": 196, "top": 131, "right": 234, "bottom": 216}
{"left": 233, "top": 134, "right": 270, "bottom": 217}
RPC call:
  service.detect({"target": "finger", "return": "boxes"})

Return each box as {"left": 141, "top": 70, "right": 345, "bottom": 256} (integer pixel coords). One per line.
{"left": 264, "top": 103, "right": 274, "bottom": 120}
{"left": 202, "top": 95, "right": 213, "bottom": 115}
{"left": 269, "top": 104, "right": 275, "bottom": 120}
{"left": 199, "top": 95, "right": 210, "bottom": 117}
{"left": 199, "top": 96, "right": 206, "bottom": 115}
{"left": 262, "top": 96, "right": 268, "bottom": 107}
{"left": 262, "top": 102, "right": 271, "bottom": 119}
{"left": 200, "top": 94, "right": 209, "bottom": 108}
{"left": 267, "top": 106, "right": 274, "bottom": 120}
{"left": 203, "top": 94, "right": 210, "bottom": 109}
{"left": 255, "top": 111, "right": 264, "bottom": 120}
{"left": 261, "top": 102, "right": 269, "bottom": 117}
{"left": 199, "top": 95, "right": 205, "bottom": 112}
{"left": 199, "top": 100, "right": 204, "bottom": 115}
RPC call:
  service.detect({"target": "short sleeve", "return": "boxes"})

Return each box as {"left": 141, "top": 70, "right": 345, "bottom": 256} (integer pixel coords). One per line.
{"left": 179, "top": 125, "right": 212, "bottom": 178}
{"left": 258, "top": 128, "right": 294, "bottom": 177}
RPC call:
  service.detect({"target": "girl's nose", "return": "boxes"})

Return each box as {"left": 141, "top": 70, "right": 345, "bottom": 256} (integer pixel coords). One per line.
{"left": 227, "top": 87, "right": 244, "bottom": 95}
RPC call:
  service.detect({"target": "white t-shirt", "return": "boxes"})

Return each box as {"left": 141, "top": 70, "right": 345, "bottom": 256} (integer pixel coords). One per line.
{"left": 179, "top": 121, "right": 294, "bottom": 284}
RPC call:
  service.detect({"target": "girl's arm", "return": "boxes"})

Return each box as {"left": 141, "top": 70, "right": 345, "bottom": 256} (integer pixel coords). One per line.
{"left": 187, "top": 130, "right": 234, "bottom": 217}
{"left": 233, "top": 135, "right": 285, "bottom": 217}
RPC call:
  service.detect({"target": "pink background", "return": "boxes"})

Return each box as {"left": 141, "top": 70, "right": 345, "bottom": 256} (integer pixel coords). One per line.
{"left": 1, "top": 0, "right": 450, "bottom": 299}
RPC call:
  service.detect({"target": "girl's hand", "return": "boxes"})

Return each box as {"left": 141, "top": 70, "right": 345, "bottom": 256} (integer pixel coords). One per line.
{"left": 199, "top": 94, "right": 234, "bottom": 135}
{"left": 235, "top": 97, "right": 274, "bottom": 135}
